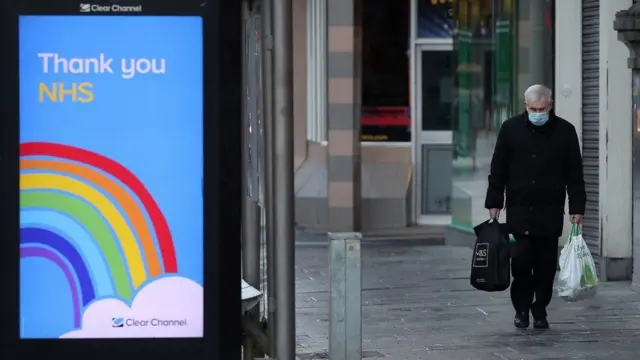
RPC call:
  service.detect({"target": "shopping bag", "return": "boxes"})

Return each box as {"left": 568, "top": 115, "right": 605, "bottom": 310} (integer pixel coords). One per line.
{"left": 557, "top": 224, "right": 598, "bottom": 301}
{"left": 470, "top": 218, "right": 511, "bottom": 292}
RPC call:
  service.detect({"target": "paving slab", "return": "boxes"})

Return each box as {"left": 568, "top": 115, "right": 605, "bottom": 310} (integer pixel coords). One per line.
{"left": 295, "top": 243, "right": 640, "bottom": 359}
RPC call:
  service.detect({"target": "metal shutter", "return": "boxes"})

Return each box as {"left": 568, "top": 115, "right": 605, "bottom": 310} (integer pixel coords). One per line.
{"left": 581, "top": 0, "right": 600, "bottom": 259}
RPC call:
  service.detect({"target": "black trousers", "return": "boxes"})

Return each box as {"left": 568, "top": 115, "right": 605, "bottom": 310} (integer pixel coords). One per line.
{"left": 510, "top": 235, "right": 559, "bottom": 319}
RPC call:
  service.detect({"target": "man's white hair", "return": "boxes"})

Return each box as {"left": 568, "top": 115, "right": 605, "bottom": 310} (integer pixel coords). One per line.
{"left": 524, "top": 84, "right": 553, "bottom": 103}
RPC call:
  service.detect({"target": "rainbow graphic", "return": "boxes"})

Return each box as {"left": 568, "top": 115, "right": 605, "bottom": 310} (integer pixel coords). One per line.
{"left": 20, "top": 142, "right": 178, "bottom": 328}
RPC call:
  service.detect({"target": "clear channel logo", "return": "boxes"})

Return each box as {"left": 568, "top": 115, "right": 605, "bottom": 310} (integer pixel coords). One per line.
{"left": 79, "top": 3, "right": 143, "bottom": 13}
{"left": 111, "top": 317, "right": 124, "bottom": 328}
{"left": 111, "top": 316, "right": 188, "bottom": 328}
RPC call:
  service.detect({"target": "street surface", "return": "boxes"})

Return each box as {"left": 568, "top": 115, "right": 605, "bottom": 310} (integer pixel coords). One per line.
{"left": 295, "top": 242, "right": 640, "bottom": 359}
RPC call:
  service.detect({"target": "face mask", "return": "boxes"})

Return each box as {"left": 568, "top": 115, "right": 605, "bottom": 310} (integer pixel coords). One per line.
{"left": 528, "top": 111, "right": 549, "bottom": 126}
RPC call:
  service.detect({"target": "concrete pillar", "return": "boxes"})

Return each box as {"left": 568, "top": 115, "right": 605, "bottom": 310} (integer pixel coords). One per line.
{"left": 614, "top": 1, "right": 640, "bottom": 285}
{"left": 599, "top": 0, "right": 633, "bottom": 281}
{"left": 326, "top": 0, "right": 361, "bottom": 231}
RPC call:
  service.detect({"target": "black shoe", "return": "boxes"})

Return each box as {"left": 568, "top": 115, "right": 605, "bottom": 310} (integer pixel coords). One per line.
{"left": 514, "top": 312, "right": 530, "bottom": 329}
{"left": 533, "top": 318, "right": 549, "bottom": 329}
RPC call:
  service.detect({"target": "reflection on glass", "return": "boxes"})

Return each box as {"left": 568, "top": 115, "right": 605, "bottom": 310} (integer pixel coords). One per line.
{"left": 450, "top": 0, "right": 553, "bottom": 230}
{"left": 421, "top": 50, "right": 453, "bottom": 131}
{"left": 243, "top": 16, "right": 264, "bottom": 203}
{"left": 417, "top": 0, "right": 454, "bottom": 38}
{"left": 451, "top": 0, "right": 497, "bottom": 230}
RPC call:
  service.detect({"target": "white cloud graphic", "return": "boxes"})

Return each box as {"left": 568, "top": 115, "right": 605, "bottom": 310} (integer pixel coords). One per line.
{"left": 60, "top": 276, "right": 203, "bottom": 338}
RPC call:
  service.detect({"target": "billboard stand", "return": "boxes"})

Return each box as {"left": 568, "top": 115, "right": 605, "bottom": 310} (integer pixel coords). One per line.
{"left": 0, "top": 0, "right": 242, "bottom": 359}
{"left": 261, "top": 0, "right": 279, "bottom": 355}
{"left": 272, "top": 0, "right": 296, "bottom": 358}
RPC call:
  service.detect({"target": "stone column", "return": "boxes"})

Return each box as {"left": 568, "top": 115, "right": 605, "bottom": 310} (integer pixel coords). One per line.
{"left": 614, "top": 2, "right": 640, "bottom": 285}
{"left": 614, "top": 3, "right": 640, "bottom": 70}
{"left": 326, "top": 0, "right": 361, "bottom": 231}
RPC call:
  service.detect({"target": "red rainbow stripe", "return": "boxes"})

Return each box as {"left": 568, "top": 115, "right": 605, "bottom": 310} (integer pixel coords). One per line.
{"left": 20, "top": 142, "right": 178, "bottom": 273}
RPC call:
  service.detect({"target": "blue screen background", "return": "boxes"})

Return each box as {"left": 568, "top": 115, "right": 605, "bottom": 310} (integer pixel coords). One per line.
{"left": 19, "top": 15, "right": 203, "bottom": 338}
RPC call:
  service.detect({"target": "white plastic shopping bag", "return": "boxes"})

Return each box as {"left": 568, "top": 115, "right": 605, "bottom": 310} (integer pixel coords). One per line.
{"left": 557, "top": 224, "right": 598, "bottom": 301}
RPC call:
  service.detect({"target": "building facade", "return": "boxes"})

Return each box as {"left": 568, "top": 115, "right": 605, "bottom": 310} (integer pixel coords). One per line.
{"left": 447, "top": 0, "right": 635, "bottom": 282}
{"left": 549, "top": 0, "right": 633, "bottom": 281}
{"left": 446, "top": 0, "right": 554, "bottom": 232}
{"left": 243, "top": 0, "right": 636, "bottom": 280}
{"left": 293, "top": 0, "right": 555, "bottom": 231}
{"left": 291, "top": 0, "right": 560, "bottom": 231}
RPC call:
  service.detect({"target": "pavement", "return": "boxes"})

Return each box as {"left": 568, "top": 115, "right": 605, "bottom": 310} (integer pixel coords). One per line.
{"left": 294, "top": 242, "right": 640, "bottom": 360}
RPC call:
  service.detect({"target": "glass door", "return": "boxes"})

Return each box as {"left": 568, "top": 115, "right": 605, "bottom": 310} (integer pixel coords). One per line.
{"left": 413, "top": 43, "right": 454, "bottom": 225}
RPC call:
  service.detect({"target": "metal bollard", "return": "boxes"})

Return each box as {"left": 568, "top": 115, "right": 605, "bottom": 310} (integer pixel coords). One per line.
{"left": 329, "top": 232, "right": 362, "bottom": 360}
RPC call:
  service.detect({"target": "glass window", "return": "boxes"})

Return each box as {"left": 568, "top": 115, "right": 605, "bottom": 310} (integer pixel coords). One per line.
{"left": 514, "top": 0, "right": 555, "bottom": 103}
{"left": 361, "top": 0, "right": 410, "bottom": 142}
{"left": 417, "top": 0, "right": 454, "bottom": 38}
{"left": 450, "top": 0, "right": 555, "bottom": 231}
{"left": 421, "top": 50, "right": 454, "bottom": 131}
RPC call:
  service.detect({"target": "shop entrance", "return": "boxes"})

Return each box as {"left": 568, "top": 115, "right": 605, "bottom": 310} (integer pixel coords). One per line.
{"left": 413, "top": 42, "right": 454, "bottom": 225}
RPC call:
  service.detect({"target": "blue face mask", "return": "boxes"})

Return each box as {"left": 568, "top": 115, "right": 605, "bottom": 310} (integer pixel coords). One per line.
{"left": 528, "top": 111, "right": 549, "bottom": 126}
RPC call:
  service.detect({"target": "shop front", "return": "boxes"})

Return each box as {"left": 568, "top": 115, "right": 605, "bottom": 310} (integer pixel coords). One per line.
{"left": 409, "top": 0, "right": 455, "bottom": 225}
{"left": 297, "top": 0, "right": 554, "bottom": 230}
{"left": 355, "top": 0, "right": 554, "bottom": 228}
{"left": 446, "top": 0, "right": 555, "bottom": 234}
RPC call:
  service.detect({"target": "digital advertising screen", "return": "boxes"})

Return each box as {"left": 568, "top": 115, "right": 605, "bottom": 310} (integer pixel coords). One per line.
{"left": 18, "top": 15, "right": 204, "bottom": 339}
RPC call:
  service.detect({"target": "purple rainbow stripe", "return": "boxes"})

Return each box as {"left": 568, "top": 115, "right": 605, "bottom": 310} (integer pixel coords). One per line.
{"left": 20, "top": 228, "right": 95, "bottom": 305}
{"left": 20, "top": 246, "right": 81, "bottom": 328}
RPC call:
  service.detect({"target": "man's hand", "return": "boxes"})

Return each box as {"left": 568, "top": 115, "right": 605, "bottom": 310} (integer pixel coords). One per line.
{"left": 489, "top": 208, "right": 501, "bottom": 219}
{"left": 570, "top": 214, "right": 583, "bottom": 224}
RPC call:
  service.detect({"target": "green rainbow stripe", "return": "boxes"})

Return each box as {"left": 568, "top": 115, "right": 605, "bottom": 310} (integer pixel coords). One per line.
{"left": 21, "top": 191, "right": 133, "bottom": 300}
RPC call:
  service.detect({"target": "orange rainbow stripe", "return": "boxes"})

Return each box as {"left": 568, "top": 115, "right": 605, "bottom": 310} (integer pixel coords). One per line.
{"left": 21, "top": 159, "right": 162, "bottom": 277}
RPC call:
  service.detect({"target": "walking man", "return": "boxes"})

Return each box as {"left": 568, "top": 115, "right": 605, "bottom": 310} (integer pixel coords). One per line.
{"left": 485, "top": 84, "right": 586, "bottom": 329}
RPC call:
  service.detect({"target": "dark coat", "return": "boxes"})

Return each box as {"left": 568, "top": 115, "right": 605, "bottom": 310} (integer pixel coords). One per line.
{"left": 484, "top": 111, "right": 587, "bottom": 238}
